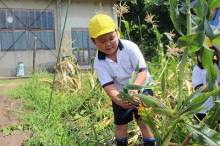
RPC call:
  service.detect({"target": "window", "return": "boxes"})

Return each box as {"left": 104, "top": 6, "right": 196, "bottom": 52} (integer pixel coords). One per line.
{"left": 0, "top": 9, "right": 55, "bottom": 50}
{"left": 71, "top": 29, "right": 97, "bottom": 65}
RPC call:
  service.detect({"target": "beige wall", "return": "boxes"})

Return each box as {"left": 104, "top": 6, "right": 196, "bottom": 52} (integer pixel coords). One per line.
{"left": 60, "top": 0, "right": 116, "bottom": 39}
{"left": 0, "top": 0, "right": 58, "bottom": 76}
{"left": 0, "top": 0, "right": 116, "bottom": 76}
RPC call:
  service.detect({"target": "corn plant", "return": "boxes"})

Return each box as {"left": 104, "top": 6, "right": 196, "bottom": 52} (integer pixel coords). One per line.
{"left": 118, "top": 0, "right": 220, "bottom": 145}
{"left": 40, "top": 38, "right": 82, "bottom": 93}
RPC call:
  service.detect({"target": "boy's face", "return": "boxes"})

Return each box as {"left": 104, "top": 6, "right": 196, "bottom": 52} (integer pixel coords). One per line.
{"left": 93, "top": 31, "right": 119, "bottom": 56}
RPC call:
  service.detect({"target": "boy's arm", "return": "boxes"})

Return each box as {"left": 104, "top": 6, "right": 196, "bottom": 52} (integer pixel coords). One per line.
{"left": 130, "top": 70, "right": 147, "bottom": 94}
{"left": 103, "top": 84, "right": 136, "bottom": 109}
{"left": 134, "top": 70, "right": 147, "bottom": 85}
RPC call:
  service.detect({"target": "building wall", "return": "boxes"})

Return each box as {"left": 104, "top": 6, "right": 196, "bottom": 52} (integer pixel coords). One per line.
{"left": 0, "top": 0, "right": 116, "bottom": 76}
{"left": 60, "top": 0, "right": 116, "bottom": 39}
{"left": 0, "top": 0, "right": 58, "bottom": 76}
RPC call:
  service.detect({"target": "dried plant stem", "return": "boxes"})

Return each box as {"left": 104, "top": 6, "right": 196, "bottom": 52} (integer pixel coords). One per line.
{"left": 48, "top": 0, "right": 72, "bottom": 112}
{"left": 182, "top": 133, "right": 193, "bottom": 146}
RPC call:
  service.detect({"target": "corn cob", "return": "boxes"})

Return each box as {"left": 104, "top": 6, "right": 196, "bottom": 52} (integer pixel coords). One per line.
{"left": 117, "top": 92, "right": 139, "bottom": 105}
{"left": 135, "top": 94, "right": 166, "bottom": 108}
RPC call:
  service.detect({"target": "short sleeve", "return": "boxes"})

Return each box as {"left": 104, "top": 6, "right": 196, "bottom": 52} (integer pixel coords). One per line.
{"left": 192, "top": 66, "right": 203, "bottom": 90}
{"left": 94, "top": 58, "right": 114, "bottom": 88}
{"left": 126, "top": 41, "right": 146, "bottom": 69}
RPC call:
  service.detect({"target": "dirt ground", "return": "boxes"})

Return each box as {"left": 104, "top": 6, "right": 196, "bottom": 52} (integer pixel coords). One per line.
{"left": 0, "top": 81, "right": 31, "bottom": 146}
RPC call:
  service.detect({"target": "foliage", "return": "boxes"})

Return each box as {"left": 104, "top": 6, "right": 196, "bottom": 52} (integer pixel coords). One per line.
{"left": 118, "top": 0, "right": 175, "bottom": 61}
{"left": 131, "top": 0, "right": 220, "bottom": 145}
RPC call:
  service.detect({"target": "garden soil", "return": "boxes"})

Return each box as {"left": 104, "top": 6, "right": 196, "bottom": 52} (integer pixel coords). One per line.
{"left": 0, "top": 81, "right": 31, "bottom": 146}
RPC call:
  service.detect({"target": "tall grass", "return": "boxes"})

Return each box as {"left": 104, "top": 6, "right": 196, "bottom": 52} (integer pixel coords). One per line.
{"left": 7, "top": 71, "right": 116, "bottom": 145}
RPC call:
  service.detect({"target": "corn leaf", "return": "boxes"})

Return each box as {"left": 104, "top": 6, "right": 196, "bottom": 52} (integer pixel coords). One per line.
{"left": 122, "top": 20, "right": 130, "bottom": 34}
{"left": 181, "top": 88, "right": 220, "bottom": 114}
{"left": 184, "top": 106, "right": 205, "bottom": 116}
{"left": 212, "top": 35, "right": 220, "bottom": 46}
{"left": 193, "top": 0, "right": 209, "bottom": 21}
{"left": 186, "top": 123, "right": 220, "bottom": 145}
{"left": 208, "top": 0, "right": 220, "bottom": 10}
{"left": 128, "top": 61, "right": 139, "bottom": 84}
{"left": 152, "top": 107, "right": 173, "bottom": 116}
{"left": 204, "top": 101, "right": 220, "bottom": 129}
{"left": 204, "top": 19, "right": 218, "bottom": 40}
{"left": 125, "top": 83, "right": 145, "bottom": 90}
{"left": 162, "top": 118, "right": 182, "bottom": 145}
{"left": 169, "top": 0, "right": 183, "bottom": 35}
{"left": 141, "top": 108, "right": 161, "bottom": 144}
{"left": 182, "top": 85, "right": 206, "bottom": 109}
{"left": 201, "top": 46, "right": 219, "bottom": 100}
{"left": 177, "top": 31, "right": 205, "bottom": 52}
{"left": 117, "top": 92, "right": 139, "bottom": 105}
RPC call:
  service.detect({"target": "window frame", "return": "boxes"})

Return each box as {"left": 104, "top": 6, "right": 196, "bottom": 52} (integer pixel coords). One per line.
{"left": 71, "top": 28, "right": 97, "bottom": 65}
{"left": 0, "top": 8, "right": 55, "bottom": 51}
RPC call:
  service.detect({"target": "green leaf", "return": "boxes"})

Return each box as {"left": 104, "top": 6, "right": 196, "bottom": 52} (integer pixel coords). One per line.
{"left": 177, "top": 32, "right": 205, "bottom": 52}
{"left": 2, "top": 127, "right": 10, "bottom": 136}
{"left": 182, "top": 85, "right": 207, "bottom": 108}
{"left": 181, "top": 88, "right": 220, "bottom": 114}
{"left": 201, "top": 47, "right": 219, "bottom": 97}
{"left": 184, "top": 106, "right": 205, "bottom": 116}
{"left": 204, "top": 19, "right": 218, "bottom": 40}
{"left": 193, "top": 0, "right": 209, "bottom": 21}
{"left": 128, "top": 61, "right": 139, "bottom": 84}
{"left": 141, "top": 108, "right": 161, "bottom": 144}
{"left": 204, "top": 101, "right": 220, "bottom": 129}
{"left": 162, "top": 118, "right": 182, "bottom": 145}
{"left": 152, "top": 107, "right": 173, "bottom": 116}
{"left": 186, "top": 123, "right": 220, "bottom": 145}
{"left": 125, "top": 83, "right": 145, "bottom": 90}
{"left": 212, "top": 35, "right": 220, "bottom": 45}
{"left": 169, "top": 0, "right": 183, "bottom": 35}
{"left": 208, "top": 0, "right": 220, "bottom": 10}
{"left": 122, "top": 20, "right": 130, "bottom": 34}
{"left": 117, "top": 92, "right": 139, "bottom": 105}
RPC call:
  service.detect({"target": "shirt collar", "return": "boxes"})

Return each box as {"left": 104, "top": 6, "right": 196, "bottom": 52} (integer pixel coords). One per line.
{"left": 98, "top": 39, "right": 124, "bottom": 60}
{"left": 197, "top": 59, "right": 204, "bottom": 69}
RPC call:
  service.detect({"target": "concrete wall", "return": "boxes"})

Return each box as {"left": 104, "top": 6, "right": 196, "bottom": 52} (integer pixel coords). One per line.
{"left": 60, "top": 0, "right": 117, "bottom": 39}
{"left": 0, "top": 0, "right": 58, "bottom": 76}
{"left": 0, "top": 0, "right": 117, "bottom": 76}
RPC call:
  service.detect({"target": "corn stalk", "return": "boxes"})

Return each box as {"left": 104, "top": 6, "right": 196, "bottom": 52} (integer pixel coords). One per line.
{"left": 127, "top": 0, "right": 220, "bottom": 145}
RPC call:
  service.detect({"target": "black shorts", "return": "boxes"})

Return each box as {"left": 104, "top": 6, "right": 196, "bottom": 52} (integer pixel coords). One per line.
{"left": 112, "top": 89, "right": 153, "bottom": 125}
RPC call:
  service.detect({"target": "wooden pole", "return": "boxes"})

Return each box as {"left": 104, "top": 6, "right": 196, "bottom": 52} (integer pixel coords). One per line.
{"left": 33, "top": 37, "right": 37, "bottom": 74}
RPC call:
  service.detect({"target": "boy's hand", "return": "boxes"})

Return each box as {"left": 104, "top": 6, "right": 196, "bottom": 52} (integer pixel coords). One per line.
{"left": 115, "top": 98, "right": 136, "bottom": 109}
{"left": 129, "top": 90, "right": 138, "bottom": 95}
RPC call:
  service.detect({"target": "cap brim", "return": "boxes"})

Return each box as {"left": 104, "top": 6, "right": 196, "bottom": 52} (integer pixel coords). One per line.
{"left": 93, "top": 27, "right": 116, "bottom": 38}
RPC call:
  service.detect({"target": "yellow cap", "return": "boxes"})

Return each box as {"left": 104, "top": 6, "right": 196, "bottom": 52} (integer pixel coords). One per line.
{"left": 205, "top": 37, "right": 213, "bottom": 47}
{"left": 88, "top": 14, "right": 116, "bottom": 38}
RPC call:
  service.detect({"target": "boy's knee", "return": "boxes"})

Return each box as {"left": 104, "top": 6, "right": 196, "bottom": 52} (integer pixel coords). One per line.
{"left": 115, "top": 124, "right": 128, "bottom": 131}
{"left": 136, "top": 120, "right": 148, "bottom": 129}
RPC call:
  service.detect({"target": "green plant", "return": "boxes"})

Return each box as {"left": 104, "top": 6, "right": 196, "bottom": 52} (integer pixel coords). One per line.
{"left": 117, "top": 0, "right": 220, "bottom": 145}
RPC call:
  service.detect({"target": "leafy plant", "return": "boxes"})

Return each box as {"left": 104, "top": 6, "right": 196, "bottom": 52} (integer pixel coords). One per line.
{"left": 118, "top": 0, "right": 220, "bottom": 145}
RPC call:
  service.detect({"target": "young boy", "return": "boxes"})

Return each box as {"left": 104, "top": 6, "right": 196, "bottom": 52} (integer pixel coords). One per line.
{"left": 192, "top": 38, "right": 220, "bottom": 121}
{"left": 88, "top": 14, "right": 155, "bottom": 146}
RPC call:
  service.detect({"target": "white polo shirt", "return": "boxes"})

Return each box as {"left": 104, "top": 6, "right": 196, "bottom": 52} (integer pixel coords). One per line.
{"left": 192, "top": 62, "right": 220, "bottom": 113}
{"left": 94, "top": 39, "right": 153, "bottom": 92}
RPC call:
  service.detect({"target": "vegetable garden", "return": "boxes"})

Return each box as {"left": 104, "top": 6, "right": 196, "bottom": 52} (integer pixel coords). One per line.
{"left": 1, "top": 0, "right": 220, "bottom": 145}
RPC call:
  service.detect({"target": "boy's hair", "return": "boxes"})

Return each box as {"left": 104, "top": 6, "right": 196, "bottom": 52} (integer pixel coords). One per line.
{"left": 88, "top": 14, "right": 116, "bottom": 39}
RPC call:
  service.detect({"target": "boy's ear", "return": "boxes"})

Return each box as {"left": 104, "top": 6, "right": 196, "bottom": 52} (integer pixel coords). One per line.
{"left": 91, "top": 38, "right": 96, "bottom": 45}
